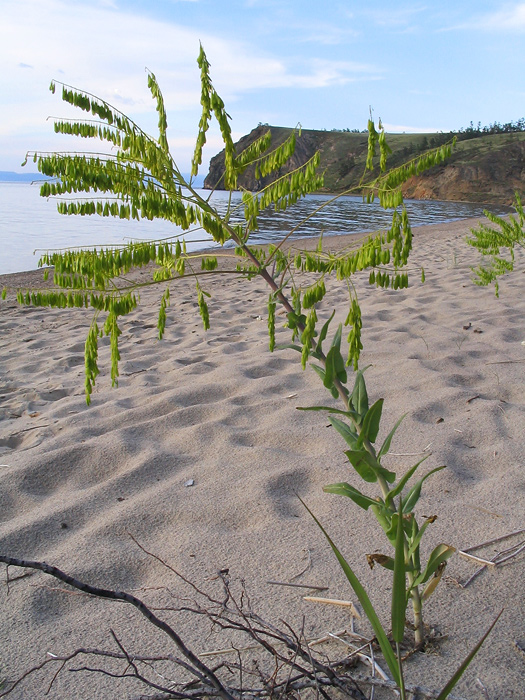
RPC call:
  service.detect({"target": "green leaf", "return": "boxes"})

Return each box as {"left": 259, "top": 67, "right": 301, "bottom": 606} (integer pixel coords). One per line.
{"left": 344, "top": 449, "right": 378, "bottom": 483}
{"left": 402, "top": 465, "right": 447, "bottom": 513}
{"left": 413, "top": 544, "right": 456, "bottom": 587}
{"left": 286, "top": 311, "right": 306, "bottom": 330}
{"left": 436, "top": 611, "right": 502, "bottom": 700}
{"left": 370, "top": 503, "right": 392, "bottom": 535}
{"left": 407, "top": 515, "right": 436, "bottom": 558}
{"left": 360, "top": 398, "right": 383, "bottom": 444}
{"left": 324, "top": 324, "right": 347, "bottom": 389}
{"left": 351, "top": 370, "right": 368, "bottom": 420}
{"left": 300, "top": 497, "right": 401, "bottom": 685}
{"left": 315, "top": 310, "right": 335, "bottom": 354}
{"left": 384, "top": 455, "right": 431, "bottom": 508}
{"left": 312, "top": 365, "right": 339, "bottom": 398}
{"left": 296, "top": 406, "right": 358, "bottom": 419}
{"left": 275, "top": 343, "right": 303, "bottom": 353}
{"left": 378, "top": 413, "right": 407, "bottom": 459}
{"left": 391, "top": 503, "right": 407, "bottom": 643}
{"left": 323, "top": 482, "right": 380, "bottom": 511}
{"left": 328, "top": 416, "right": 360, "bottom": 450}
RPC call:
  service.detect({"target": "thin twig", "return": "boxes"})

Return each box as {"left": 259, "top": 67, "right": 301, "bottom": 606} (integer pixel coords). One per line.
{"left": 475, "top": 678, "right": 490, "bottom": 700}
{"left": 311, "top": 629, "right": 371, "bottom": 647}
{"left": 461, "top": 563, "right": 492, "bottom": 588}
{"left": 352, "top": 674, "right": 469, "bottom": 700}
{"left": 289, "top": 548, "right": 313, "bottom": 581}
{"left": 492, "top": 541, "right": 525, "bottom": 565}
{"left": 6, "top": 424, "right": 49, "bottom": 437}
{"left": 462, "top": 528, "right": 525, "bottom": 552}
{"left": 461, "top": 537, "right": 525, "bottom": 587}
{"left": 485, "top": 359, "right": 525, "bottom": 365}
{"left": 266, "top": 580, "right": 328, "bottom": 591}
{"left": 387, "top": 443, "right": 432, "bottom": 457}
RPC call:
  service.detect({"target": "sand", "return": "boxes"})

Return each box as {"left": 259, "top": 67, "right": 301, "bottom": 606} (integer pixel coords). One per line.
{"left": 0, "top": 217, "right": 524, "bottom": 699}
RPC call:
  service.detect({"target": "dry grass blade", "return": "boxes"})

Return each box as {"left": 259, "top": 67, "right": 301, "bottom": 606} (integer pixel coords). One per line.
{"left": 303, "top": 596, "right": 361, "bottom": 618}
{"left": 458, "top": 552, "right": 497, "bottom": 567}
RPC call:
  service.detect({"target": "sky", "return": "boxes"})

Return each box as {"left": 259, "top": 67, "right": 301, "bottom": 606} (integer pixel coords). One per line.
{"left": 1, "top": 0, "right": 524, "bottom": 175}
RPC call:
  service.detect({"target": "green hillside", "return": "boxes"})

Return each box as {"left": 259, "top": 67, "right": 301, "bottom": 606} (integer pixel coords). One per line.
{"left": 204, "top": 126, "right": 525, "bottom": 206}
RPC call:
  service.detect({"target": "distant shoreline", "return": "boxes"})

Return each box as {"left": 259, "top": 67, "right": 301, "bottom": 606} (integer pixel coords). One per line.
{"left": 0, "top": 171, "right": 49, "bottom": 183}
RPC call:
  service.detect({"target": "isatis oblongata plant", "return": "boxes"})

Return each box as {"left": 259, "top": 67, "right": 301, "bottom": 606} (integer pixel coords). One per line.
{"left": 467, "top": 192, "right": 524, "bottom": 296}
{"left": 1, "top": 45, "right": 497, "bottom": 698}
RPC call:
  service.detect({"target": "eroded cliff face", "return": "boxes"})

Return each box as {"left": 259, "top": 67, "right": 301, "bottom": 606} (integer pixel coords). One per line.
{"left": 204, "top": 126, "right": 525, "bottom": 206}
{"left": 204, "top": 126, "right": 319, "bottom": 192}
{"left": 402, "top": 140, "right": 525, "bottom": 205}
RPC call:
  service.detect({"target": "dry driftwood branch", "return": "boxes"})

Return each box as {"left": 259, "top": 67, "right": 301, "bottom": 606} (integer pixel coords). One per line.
{"left": 0, "top": 554, "right": 372, "bottom": 700}
{"left": 0, "top": 555, "right": 236, "bottom": 700}
{"left": 0, "top": 553, "right": 475, "bottom": 700}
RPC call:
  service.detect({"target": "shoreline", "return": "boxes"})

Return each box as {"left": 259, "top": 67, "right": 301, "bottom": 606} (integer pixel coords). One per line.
{"left": 0, "top": 214, "right": 491, "bottom": 285}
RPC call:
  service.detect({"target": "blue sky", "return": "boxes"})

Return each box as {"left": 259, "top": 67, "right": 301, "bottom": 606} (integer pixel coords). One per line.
{"left": 1, "top": 0, "right": 524, "bottom": 175}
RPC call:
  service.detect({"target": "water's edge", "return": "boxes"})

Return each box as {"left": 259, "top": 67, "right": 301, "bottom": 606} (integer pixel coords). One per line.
{"left": 0, "top": 183, "right": 511, "bottom": 276}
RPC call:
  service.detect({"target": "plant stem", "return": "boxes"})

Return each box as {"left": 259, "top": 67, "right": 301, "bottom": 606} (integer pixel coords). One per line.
{"left": 396, "top": 642, "right": 407, "bottom": 700}
{"left": 409, "top": 581, "right": 424, "bottom": 647}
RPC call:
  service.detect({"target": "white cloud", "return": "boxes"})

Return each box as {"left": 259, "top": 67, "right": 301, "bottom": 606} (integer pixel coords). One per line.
{"left": 359, "top": 4, "right": 428, "bottom": 30}
{"left": 1, "top": 0, "right": 376, "bottom": 110}
{"left": 476, "top": 3, "right": 525, "bottom": 31}
{"left": 443, "top": 3, "right": 525, "bottom": 32}
{"left": 287, "top": 19, "right": 360, "bottom": 46}
{"left": 0, "top": 0, "right": 382, "bottom": 170}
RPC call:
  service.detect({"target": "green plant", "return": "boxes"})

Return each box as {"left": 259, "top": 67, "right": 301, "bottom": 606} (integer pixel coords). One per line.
{"left": 2, "top": 46, "right": 496, "bottom": 697}
{"left": 467, "top": 192, "right": 524, "bottom": 296}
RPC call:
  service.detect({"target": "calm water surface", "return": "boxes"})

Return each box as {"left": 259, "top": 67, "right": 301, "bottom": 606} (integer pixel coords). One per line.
{"left": 0, "top": 183, "right": 510, "bottom": 275}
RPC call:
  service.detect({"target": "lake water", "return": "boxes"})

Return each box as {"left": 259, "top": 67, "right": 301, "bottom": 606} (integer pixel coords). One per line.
{"left": 0, "top": 182, "right": 510, "bottom": 276}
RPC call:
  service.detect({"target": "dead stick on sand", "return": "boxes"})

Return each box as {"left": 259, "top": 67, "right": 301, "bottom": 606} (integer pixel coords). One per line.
{"left": 485, "top": 359, "right": 525, "bottom": 365}
{"left": 8, "top": 424, "right": 49, "bottom": 437}
{"left": 311, "top": 629, "right": 371, "bottom": 647}
{"left": 492, "top": 541, "right": 525, "bottom": 565}
{"left": 266, "top": 580, "right": 328, "bottom": 591}
{"left": 462, "top": 551, "right": 501, "bottom": 588}
{"left": 475, "top": 677, "right": 490, "bottom": 700}
{"left": 462, "top": 528, "right": 525, "bottom": 552}
{"left": 514, "top": 640, "right": 525, "bottom": 659}
{"left": 351, "top": 673, "right": 469, "bottom": 700}
{"left": 461, "top": 532, "right": 525, "bottom": 587}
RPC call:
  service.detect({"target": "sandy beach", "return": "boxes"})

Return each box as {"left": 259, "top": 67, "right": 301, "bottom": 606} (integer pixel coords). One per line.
{"left": 1, "top": 217, "right": 524, "bottom": 699}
